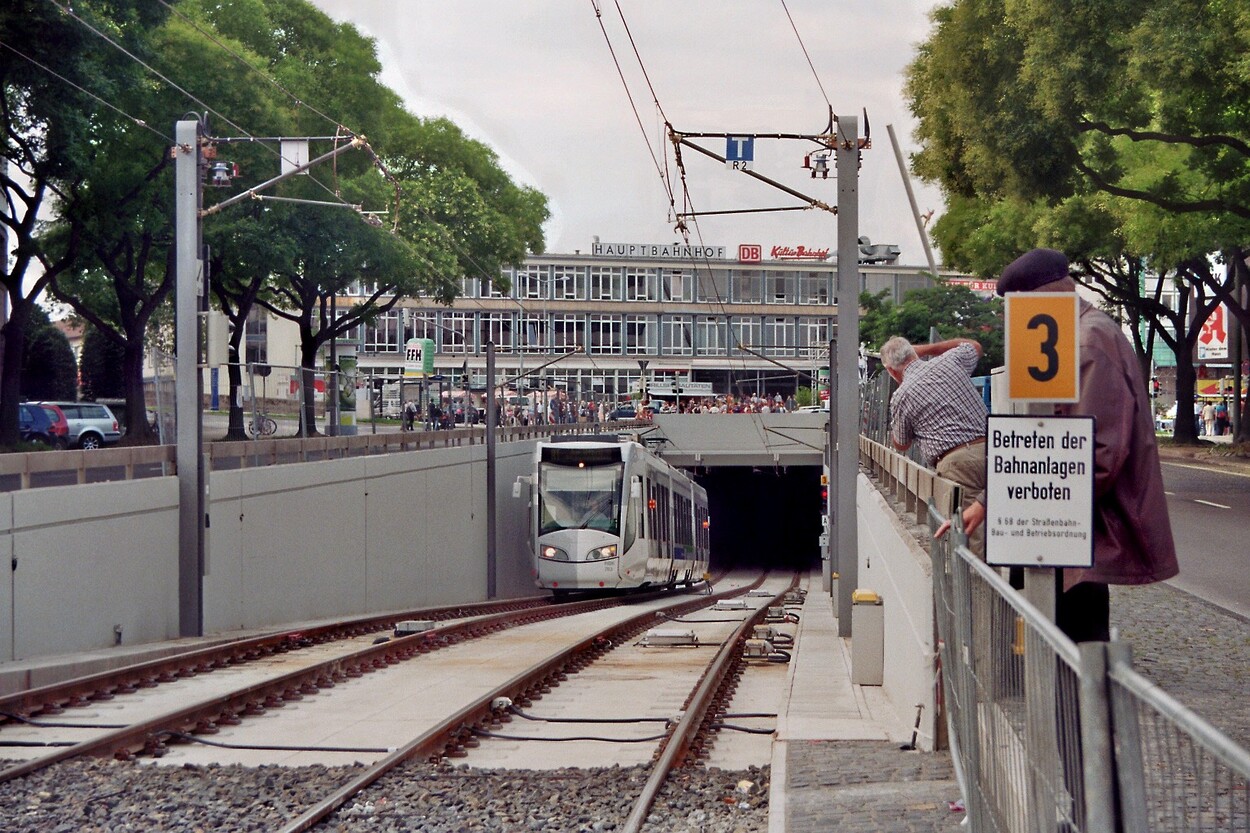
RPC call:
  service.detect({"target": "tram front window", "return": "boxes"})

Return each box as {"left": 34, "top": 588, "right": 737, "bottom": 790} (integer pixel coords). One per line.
{"left": 539, "top": 462, "right": 624, "bottom": 535}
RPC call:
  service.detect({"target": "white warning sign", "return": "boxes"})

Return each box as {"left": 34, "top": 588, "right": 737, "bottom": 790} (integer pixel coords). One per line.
{"left": 985, "top": 414, "right": 1095, "bottom": 568}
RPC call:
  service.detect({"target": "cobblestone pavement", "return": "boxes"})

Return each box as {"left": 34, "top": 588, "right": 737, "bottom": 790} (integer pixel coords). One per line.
{"left": 785, "top": 741, "right": 962, "bottom": 833}
{"left": 1112, "top": 581, "right": 1250, "bottom": 750}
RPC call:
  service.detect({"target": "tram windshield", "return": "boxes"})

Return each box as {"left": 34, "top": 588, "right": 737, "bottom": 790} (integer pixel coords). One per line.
{"left": 539, "top": 461, "right": 624, "bottom": 535}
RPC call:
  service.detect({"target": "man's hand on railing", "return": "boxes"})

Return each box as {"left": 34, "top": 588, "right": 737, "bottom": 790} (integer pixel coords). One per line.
{"left": 934, "top": 500, "right": 986, "bottom": 540}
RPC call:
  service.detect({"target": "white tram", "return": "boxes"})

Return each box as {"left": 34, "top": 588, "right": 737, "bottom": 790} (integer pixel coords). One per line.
{"left": 528, "top": 438, "right": 710, "bottom": 597}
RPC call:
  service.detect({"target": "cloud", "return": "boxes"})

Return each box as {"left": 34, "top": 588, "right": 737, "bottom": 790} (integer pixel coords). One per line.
{"left": 312, "top": 0, "right": 946, "bottom": 264}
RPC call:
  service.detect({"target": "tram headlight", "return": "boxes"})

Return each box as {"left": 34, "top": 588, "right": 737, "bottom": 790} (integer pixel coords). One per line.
{"left": 541, "top": 545, "right": 569, "bottom": 561}
{"left": 587, "top": 544, "right": 617, "bottom": 561}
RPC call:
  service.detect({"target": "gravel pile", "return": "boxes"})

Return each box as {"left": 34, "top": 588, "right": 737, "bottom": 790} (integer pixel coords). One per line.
{"left": 0, "top": 758, "right": 768, "bottom": 832}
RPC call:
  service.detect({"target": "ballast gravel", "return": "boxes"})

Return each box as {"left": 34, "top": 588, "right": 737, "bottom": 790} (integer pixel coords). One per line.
{"left": 0, "top": 758, "right": 768, "bottom": 832}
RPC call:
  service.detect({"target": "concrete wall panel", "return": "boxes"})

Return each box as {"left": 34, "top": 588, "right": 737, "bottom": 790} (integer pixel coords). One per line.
{"left": 0, "top": 494, "right": 13, "bottom": 662}
{"left": 10, "top": 479, "right": 179, "bottom": 659}
{"left": 856, "top": 474, "right": 937, "bottom": 750}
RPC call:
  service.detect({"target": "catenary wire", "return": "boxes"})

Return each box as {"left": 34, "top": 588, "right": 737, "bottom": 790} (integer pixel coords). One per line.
{"left": 42, "top": 0, "right": 382, "bottom": 220}
{"left": 779, "top": 0, "right": 832, "bottom": 110}
{"left": 0, "top": 38, "right": 173, "bottom": 144}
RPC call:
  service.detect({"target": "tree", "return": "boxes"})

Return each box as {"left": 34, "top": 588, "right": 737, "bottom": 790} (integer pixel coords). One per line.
{"left": 79, "top": 325, "right": 127, "bottom": 401}
{"left": 0, "top": 1, "right": 169, "bottom": 444}
{"left": 20, "top": 307, "right": 76, "bottom": 401}
{"left": 905, "top": 0, "right": 1250, "bottom": 442}
{"left": 859, "top": 282, "right": 1004, "bottom": 376}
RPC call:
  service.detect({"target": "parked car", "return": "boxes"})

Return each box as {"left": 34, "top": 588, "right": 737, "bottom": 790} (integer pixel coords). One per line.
{"left": 18, "top": 402, "right": 55, "bottom": 446}
{"left": 607, "top": 405, "right": 637, "bottom": 421}
{"left": 36, "top": 401, "right": 121, "bottom": 449}
{"left": 38, "top": 403, "right": 70, "bottom": 448}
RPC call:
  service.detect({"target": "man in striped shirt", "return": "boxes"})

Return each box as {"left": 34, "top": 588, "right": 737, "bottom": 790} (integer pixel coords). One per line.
{"left": 882, "top": 336, "right": 988, "bottom": 547}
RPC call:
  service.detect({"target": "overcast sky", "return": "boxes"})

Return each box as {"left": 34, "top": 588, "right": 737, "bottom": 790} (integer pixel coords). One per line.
{"left": 310, "top": 1, "right": 946, "bottom": 266}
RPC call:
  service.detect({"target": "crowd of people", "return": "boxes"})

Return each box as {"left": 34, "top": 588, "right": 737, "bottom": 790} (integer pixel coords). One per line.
{"left": 1195, "top": 397, "right": 1235, "bottom": 436}
{"left": 397, "top": 391, "right": 813, "bottom": 429}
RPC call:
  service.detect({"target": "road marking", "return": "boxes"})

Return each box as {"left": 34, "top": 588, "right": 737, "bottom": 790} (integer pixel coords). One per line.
{"left": 1194, "top": 499, "right": 1231, "bottom": 509}
{"left": 1164, "top": 491, "right": 1175, "bottom": 496}
{"left": 1162, "top": 461, "right": 1250, "bottom": 479}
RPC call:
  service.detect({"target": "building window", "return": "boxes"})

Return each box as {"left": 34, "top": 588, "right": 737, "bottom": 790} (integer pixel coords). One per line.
{"left": 766, "top": 271, "right": 796, "bottom": 304}
{"left": 729, "top": 316, "right": 761, "bottom": 355}
{"left": 479, "top": 270, "right": 509, "bottom": 299}
{"left": 441, "top": 311, "right": 471, "bottom": 355}
{"left": 695, "top": 316, "right": 727, "bottom": 355}
{"left": 588, "top": 314, "right": 622, "bottom": 355}
{"left": 733, "top": 269, "right": 763, "bottom": 304}
{"left": 517, "top": 264, "right": 548, "bottom": 300}
{"left": 481, "top": 312, "right": 514, "bottom": 353}
{"left": 552, "top": 313, "right": 584, "bottom": 351}
{"left": 245, "top": 307, "right": 267, "bottom": 365}
{"left": 519, "top": 313, "right": 548, "bottom": 353}
{"left": 408, "top": 310, "right": 437, "bottom": 344}
{"left": 696, "top": 268, "right": 732, "bottom": 303}
{"left": 364, "top": 309, "right": 402, "bottom": 353}
{"left": 624, "top": 267, "right": 656, "bottom": 302}
{"left": 798, "top": 270, "right": 832, "bottom": 304}
{"left": 764, "top": 316, "right": 796, "bottom": 357}
{"left": 589, "top": 266, "right": 621, "bottom": 301}
{"left": 332, "top": 307, "right": 361, "bottom": 346}
{"left": 798, "top": 317, "right": 832, "bottom": 359}
{"left": 661, "top": 315, "right": 694, "bottom": 356}
{"left": 658, "top": 268, "right": 692, "bottom": 302}
{"left": 624, "top": 314, "right": 656, "bottom": 355}
{"left": 551, "top": 265, "right": 584, "bottom": 300}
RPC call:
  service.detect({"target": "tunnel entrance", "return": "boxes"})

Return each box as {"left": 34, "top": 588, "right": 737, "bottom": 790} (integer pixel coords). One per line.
{"left": 693, "top": 466, "right": 823, "bottom": 573}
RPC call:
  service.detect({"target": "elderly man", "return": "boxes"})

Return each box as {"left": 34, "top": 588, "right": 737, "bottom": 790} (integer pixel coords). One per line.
{"left": 983, "top": 248, "right": 1179, "bottom": 642}
{"left": 883, "top": 335, "right": 988, "bottom": 547}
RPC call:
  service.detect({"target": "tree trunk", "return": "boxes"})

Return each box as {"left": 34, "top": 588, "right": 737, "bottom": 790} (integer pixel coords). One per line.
{"left": 299, "top": 345, "right": 321, "bottom": 437}
{"left": 122, "top": 341, "right": 152, "bottom": 443}
{"left": 0, "top": 307, "right": 27, "bottom": 446}
{"left": 223, "top": 331, "right": 247, "bottom": 440}
{"left": 1173, "top": 356, "right": 1200, "bottom": 444}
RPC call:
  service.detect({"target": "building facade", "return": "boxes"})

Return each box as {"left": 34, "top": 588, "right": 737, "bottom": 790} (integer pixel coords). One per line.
{"left": 250, "top": 240, "right": 968, "bottom": 409}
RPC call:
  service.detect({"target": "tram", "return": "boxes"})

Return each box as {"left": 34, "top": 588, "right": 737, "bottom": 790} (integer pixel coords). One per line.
{"left": 527, "top": 438, "right": 710, "bottom": 597}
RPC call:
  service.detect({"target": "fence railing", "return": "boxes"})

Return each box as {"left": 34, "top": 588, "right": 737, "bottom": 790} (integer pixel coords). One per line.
{"left": 0, "top": 420, "right": 635, "bottom": 492}
{"left": 929, "top": 504, "right": 1250, "bottom": 832}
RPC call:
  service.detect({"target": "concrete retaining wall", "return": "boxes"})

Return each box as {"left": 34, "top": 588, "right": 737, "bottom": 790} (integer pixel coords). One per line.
{"left": 1, "top": 442, "right": 538, "bottom": 665}
{"left": 856, "top": 472, "right": 937, "bottom": 750}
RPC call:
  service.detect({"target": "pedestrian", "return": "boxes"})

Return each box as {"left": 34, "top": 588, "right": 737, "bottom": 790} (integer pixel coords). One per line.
{"left": 884, "top": 335, "right": 989, "bottom": 554}
{"left": 1214, "top": 398, "right": 1229, "bottom": 436}
{"left": 1202, "top": 400, "right": 1215, "bottom": 436}
{"left": 402, "top": 400, "right": 416, "bottom": 431}
{"left": 988, "top": 248, "right": 1178, "bottom": 641}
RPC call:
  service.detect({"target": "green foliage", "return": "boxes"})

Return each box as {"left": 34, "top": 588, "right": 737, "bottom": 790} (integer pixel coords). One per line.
{"left": 21, "top": 309, "right": 77, "bottom": 401}
{"left": 859, "top": 283, "right": 1003, "bottom": 375}
{"left": 79, "top": 327, "right": 126, "bottom": 401}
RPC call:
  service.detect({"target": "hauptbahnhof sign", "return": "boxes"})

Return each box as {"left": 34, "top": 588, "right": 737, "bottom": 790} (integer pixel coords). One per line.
{"left": 984, "top": 414, "right": 1094, "bottom": 568}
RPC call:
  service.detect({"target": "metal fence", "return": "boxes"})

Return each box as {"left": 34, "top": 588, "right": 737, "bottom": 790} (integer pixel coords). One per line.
{"left": 929, "top": 506, "right": 1250, "bottom": 832}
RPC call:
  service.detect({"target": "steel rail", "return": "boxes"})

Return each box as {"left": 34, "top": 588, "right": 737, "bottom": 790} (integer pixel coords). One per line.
{"left": 0, "top": 596, "right": 549, "bottom": 722}
{"left": 0, "top": 592, "right": 631, "bottom": 783}
{"left": 620, "top": 576, "right": 798, "bottom": 833}
{"left": 274, "top": 576, "right": 766, "bottom": 833}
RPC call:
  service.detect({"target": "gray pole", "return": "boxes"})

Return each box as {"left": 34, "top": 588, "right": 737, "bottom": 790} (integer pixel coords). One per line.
{"left": 886, "top": 124, "right": 938, "bottom": 278}
{"left": 485, "top": 342, "right": 497, "bottom": 598}
{"left": 175, "top": 119, "right": 205, "bottom": 637}
{"left": 824, "top": 338, "right": 835, "bottom": 595}
{"left": 834, "top": 115, "right": 860, "bottom": 638}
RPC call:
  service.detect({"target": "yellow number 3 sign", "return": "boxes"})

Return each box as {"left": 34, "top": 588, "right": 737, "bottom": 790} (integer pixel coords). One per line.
{"left": 1004, "top": 293, "right": 1080, "bottom": 402}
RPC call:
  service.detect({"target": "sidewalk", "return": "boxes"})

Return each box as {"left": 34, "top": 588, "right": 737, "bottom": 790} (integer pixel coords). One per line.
{"left": 769, "top": 582, "right": 964, "bottom": 832}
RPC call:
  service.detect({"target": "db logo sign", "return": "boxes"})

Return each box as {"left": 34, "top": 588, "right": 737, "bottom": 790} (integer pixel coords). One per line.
{"left": 738, "top": 244, "right": 762, "bottom": 263}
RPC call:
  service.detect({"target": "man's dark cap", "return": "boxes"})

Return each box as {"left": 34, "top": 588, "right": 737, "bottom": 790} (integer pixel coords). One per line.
{"left": 995, "top": 248, "right": 1069, "bottom": 295}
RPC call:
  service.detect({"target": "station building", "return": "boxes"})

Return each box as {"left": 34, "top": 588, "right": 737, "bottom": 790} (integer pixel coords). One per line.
{"left": 242, "top": 238, "right": 975, "bottom": 409}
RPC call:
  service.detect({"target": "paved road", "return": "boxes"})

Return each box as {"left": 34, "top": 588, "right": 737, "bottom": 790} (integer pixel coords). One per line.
{"left": 1160, "top": 460, "right": 1250, "bottom": 620}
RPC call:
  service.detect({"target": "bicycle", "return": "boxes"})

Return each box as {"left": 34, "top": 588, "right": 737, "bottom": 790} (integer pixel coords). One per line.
{"left": 247, "top": 414, "right": 278, "bottom": 438}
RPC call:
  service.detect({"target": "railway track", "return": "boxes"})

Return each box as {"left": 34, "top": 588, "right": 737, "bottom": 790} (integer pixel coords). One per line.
{"left": 0, "top": 572, "right": 802, "bottom": 830}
